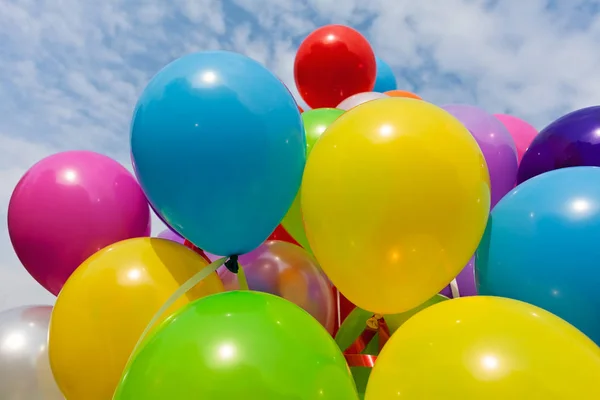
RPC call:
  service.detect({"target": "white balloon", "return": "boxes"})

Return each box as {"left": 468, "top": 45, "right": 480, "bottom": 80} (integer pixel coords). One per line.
{"left": 0, "top": 306, "right": 64, "bottom": 399}
{"left": 336, "top": 92, "right": 389, "bottom": 111}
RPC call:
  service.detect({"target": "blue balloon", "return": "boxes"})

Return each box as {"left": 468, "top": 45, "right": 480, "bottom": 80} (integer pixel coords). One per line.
{"left": 373, "top": 57, "right": 397, "bottom": 92}
{"left": 131, "top": 51, "right": 306, "bottom": 257}
{"left": 476, "top": 166, "right": 600, "bottom": 343}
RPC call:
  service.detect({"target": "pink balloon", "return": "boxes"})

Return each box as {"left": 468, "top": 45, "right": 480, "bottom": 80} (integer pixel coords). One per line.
{"left": 8, "top": 151, "right": 151, "bottom": 295}
{"left": 494, "top": 114, "right": 538, "bottom": 163}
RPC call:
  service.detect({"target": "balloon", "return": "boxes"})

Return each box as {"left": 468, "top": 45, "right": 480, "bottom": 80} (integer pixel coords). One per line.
{"left": 49, "top": 237, "right": 223, "bottom": 400}
{"left": 373, "top": 57, "right": 397, "bottom": 92}
{"left": 157, "top": 228, "right": 185, "bottom": 244}
{"left": 365, "top": 296, "right": 600, "bottom": 399}
{"left": 494, "top": 114, "right": 537, "bottom": 163}
{"left": 114, "top": 291, "right": 359, "bottom": 399}
{"left": 219, "top": 240, "right": 335, "bottom": 334}
{"left": 384, "top": 90, "right": 422, "bottom": 100}
{"left": 517, "top": 106, "right": 600, "bottom": 184}
{"left": 8, "top": 151, "right": 151, "bottom": 295}
{"left": 337, "top": 92, "right": 389, "bottom": 111}
{"left": 302, "top": 98, "right": 490, "bottom": 314}
{"left": 476, "top": 166, "right": 600, "bottom": 344}
{"left": 282, "top": 108, "right": 345, "bottom": 250}
{"left": 267, "top": 224, "right": 300, "bottom": 246}
{"left": 131, "top": 51, "right": 305, "bottom": 257}
{"left": 294, "top": 24, "right": 376, "bottom": 109}
{"left": 0, "top": 306, "right": 63, "bottom": 400}
{"left": 443, "top": 105, "right": 518, "bottom": 208}
{"left": 439, "top": 257, "right": 476, "bottom": 298}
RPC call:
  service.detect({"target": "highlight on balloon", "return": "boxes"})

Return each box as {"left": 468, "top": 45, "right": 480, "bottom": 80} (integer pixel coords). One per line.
{"left": 3, "top": 20, "right": 600, "bottom": 400}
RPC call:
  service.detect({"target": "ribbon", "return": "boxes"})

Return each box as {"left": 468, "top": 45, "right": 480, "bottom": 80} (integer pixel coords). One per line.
{"left": 343, "top": 313, "right": 390, "bottom": 368}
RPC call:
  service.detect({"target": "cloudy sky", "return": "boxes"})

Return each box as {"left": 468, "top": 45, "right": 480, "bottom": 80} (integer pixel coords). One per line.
{"left": 1, "top": 0, "right": 599, "bottom": 310}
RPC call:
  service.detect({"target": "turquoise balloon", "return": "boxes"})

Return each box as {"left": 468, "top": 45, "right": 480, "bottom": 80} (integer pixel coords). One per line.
{"left": 373, "top": 57, "right": 397, "bottom": 92}
{"left": 476, "top": 166, "right": 600, "bottom": 344}
{"left": 131, "top": 51, "right": 306, "bottom": 256}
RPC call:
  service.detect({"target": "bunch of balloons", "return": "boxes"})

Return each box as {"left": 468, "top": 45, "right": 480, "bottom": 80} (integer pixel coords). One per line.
{"left": 4, "top": 21, "right": 600, "bottom": 400}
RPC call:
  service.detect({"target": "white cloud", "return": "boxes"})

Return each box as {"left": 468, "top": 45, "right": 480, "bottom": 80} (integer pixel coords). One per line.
{"left": 1, "top": 0, "right": 600, "bottom": 310}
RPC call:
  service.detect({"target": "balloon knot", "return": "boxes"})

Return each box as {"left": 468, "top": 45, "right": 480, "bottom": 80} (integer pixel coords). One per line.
{"left": 366, "top": 314, "right": 384, "bottom": 331}
{"left": 224, "top": 255, "right": 239, "bottom": 274}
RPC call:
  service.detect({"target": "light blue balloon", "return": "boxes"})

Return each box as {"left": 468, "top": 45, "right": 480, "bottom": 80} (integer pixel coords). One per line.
{"left": 131, "top": 51, "right": 306, "bottom": 257}
{"left": 476, "top": 166, "right": 600, "bottom": 343}
{"left": 373, "top": 57, "right": 397, "bottom": 92}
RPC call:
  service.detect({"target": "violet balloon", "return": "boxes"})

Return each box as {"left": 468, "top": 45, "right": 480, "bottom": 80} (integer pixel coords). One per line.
{"left": 8, "top": 151, "right": 151, "bottom": 296}
{"left": 218, "top": 241, "right": 335, "bottom": 334}
{"left": 443, "top": 105, "right": 518, "bottom": 208}
{"left": 440, "top": 257, "right": 476, "bottom": 298}
{"left": 157, "top": 228, "right": 185, "bottom": 244}
{"left": 517, "top": 106, "right": 600, "bottom": 184}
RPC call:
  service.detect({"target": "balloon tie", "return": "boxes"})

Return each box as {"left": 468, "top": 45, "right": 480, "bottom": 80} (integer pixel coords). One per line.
{"left": 224, "top": 255, "right": 239, "bottom": 273}
{"left": 343, "top": 314, "right": 390, "bottom": 368}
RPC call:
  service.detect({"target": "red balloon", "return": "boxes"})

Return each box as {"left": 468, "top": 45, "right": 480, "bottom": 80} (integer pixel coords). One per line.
{"left": 294, "top": 25, "right": 376, "bottom": 109}
{"left": 268, "top": 224, "right": 300, "bottom": 246}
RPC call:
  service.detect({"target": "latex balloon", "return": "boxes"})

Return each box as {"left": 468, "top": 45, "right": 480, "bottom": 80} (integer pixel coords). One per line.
{"left": 219, "top": 240, "right": 335, "bottom": 334}
{"left": 476, "top": 166, "right": 600, "bottom": 344}
{"left": 132, "top": 51, "right": 305, "bottom": 257}
{"left": 114, "top": 291, "right": 359, "bottom": 399}
{"left": 443, "top": 105, "right": 518, "bottom": 208}
{"left": 365, "top": 296, "right": 600, "bottom": 399}
{"left": 267, "top": 224, "right": 300, "bottom": 246}
{"left": 157, "top": 228, "right": 185, "bottom": 244}
{"left": 7, "top": 151, "right": 151, "bottom": 295}
{"left": 384, "top": 90, "right": 422, "bottom": 100}
{"left": 373, "top": 57, "right": 397, "bottom": 92}
{"left": 517, "top": 106, "right": 600, "bottom": 184}
{"left": 294, "top": 24, "right": 376, "bottom": 108}
{"left": 337, "top": 92, "right": 389, "bottom": 111}
{"left": 494, "top": 114, "right": 537, "bottom": 163}
{"left": 282, "top": 108, "right": 345, "bottom": 250}
{"left": 49, "top": 238, "right": 223, "bottom": 400}
{"left": 302, "top": 98, "right": 490, "bottom": 314}
{"left": 440, "top": 257, "right": 476, "bottom": 298}
{"left": 0, "top": 306, "right": 63, "bottom": 400}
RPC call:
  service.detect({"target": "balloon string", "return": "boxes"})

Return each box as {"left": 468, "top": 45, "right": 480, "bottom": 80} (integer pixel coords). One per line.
{"left": 450, "top": 278, "right": 460, "bottom": 298}
{"left": 237, "top": 263, "right": 249, "bottom": 290}
{"left": 115, "top": 257, "right": 227, "bottom": 398}
{"left": 336, "top": 288, "right": 342, "bottom": 330}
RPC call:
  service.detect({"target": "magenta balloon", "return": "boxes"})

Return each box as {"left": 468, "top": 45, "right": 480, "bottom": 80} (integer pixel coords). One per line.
{"left": 8, "top": 151, "right": 151, "bottom": 296}
{"left": 157, "top": 229, "right": 185, "bottom": 244}
{"left": 218, "top": 241, "right": 335, "bottom": 334}
{"left": 442, "top": 105, "right": 518, "bottom": 208}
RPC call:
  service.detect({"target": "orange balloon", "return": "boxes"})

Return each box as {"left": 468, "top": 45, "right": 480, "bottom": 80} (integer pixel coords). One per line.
{"left": 385, "top": 90, "right": 422, "bottom": 100}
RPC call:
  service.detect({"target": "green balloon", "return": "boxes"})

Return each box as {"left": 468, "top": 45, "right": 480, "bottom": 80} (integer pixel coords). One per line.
{"left": 282, "top": 108, "right": 345, "bottom": 251}
{"left": 114, "top": 291, "right": 358, "bottom": 399}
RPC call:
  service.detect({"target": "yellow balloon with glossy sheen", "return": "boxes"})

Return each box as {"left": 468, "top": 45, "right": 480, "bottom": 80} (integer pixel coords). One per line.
{"left": 365, "top": 296, "right": 600, "bottom": 399}
{"left": 301, "top": 98, "right": 490, "bottom": 314}
{"left": 48, "top": 237, "right": 224, "bottom": 400}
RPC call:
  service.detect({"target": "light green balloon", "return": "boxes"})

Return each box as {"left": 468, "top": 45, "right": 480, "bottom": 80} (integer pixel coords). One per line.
{"left": 115, "top": 291, "right": 358, "bottom": 400}
{"left": 282, "top": 108, "right": 345, "bottom": 251}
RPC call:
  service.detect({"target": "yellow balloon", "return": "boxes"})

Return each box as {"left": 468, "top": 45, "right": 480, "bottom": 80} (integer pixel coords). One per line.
{"left": 301, "top": 98, "right": 490, "bottom": 314}
{"left": 365, "top": 296, "right": 600, "bottom": 399}
{"left": 48, "top": 238, "right": 224, "bottom": 400}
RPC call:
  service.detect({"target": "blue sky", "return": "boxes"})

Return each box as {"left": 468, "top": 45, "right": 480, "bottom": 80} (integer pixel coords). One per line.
{"left": 1, "top": 0, "right": 600, "bottom": 309}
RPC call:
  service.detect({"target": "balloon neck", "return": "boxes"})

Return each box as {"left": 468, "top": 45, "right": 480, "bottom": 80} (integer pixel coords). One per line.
{"left": 224, "top": 255, "right": 240, "bottom": 274}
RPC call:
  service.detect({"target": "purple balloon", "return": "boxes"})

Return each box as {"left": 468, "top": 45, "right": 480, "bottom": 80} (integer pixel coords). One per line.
{"left": 443, "top": 105, "right": 518, "bottom": 208}
{"left": 440, "top": 257, "right": 476, "bottom": 298}
{"left": 8, "top": 151, "right": 151, "bottom": 296}
{"left": 157, "top": 228, "right": 185, "bottom": 244}
{"left": 518, "top": 106, "right": 600, "bottom": 184}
